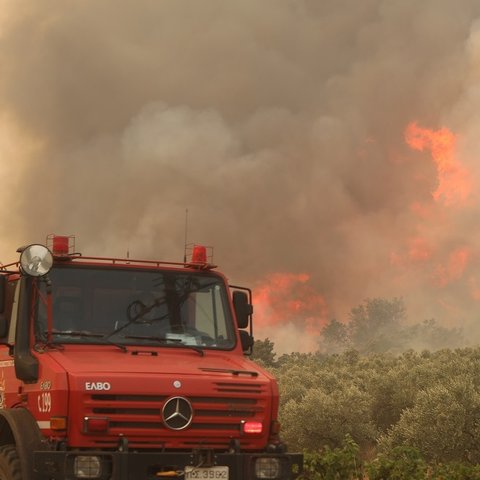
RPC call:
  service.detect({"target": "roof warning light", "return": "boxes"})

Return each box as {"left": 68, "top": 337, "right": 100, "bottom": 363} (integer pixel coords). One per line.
{"left": 191, "top": 245, "right": 207, "bottom": 264}
{"left": 185, "top": 244, "right": 216, "bottom": 269}
{"left": 47, "top": 234, "right": 75, "bottom": 257}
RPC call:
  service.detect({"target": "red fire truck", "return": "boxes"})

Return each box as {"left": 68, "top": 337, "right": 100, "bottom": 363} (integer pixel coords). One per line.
{"left": 0, "top": 235, "right": 302, "bottom": 480}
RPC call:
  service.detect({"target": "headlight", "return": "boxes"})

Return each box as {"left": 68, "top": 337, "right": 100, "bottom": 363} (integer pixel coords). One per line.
{"left": 255, "top": 457, "right": 281, "bottom": 479}
{"left": 74, "top": 456, "right": 102, "bottom": 479}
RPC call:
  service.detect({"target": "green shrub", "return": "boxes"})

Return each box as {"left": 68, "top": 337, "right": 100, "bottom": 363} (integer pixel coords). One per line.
{"left": 378, "top": 377, "right": 480, "bottom": 462}
{"left": 429, "top": 462, "right": 480, "bottom": 480}
{"left": 300, "top": 435, "right": 361, "bottom": 480}
{"left": 366, "top": 446, "right": 427, "bottom": 480}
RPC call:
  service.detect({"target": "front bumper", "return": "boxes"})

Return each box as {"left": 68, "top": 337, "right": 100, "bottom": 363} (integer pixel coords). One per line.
{"left": 33, "top": 449, "right": 303, "bottom": 480}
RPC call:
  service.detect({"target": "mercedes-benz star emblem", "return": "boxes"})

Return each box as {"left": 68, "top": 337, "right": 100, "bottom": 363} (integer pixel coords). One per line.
{"left": 162, "top": 397, "right": 193, "bottom": 430}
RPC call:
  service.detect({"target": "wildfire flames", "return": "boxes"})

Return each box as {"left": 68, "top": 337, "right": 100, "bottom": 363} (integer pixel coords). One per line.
{"left": 404, "top": 122, "right": 472, "bottom": 206}
{"left": 399, "top": 123, "right": 474, "bottom": 289}
{"left": 255, "top": 121, "right": 478, "bottom": 350}
{"left": 254, "top": 273, "right": 328, "bottom": 346}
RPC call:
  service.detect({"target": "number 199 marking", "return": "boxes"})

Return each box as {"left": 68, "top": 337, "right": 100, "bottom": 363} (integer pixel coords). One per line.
{"left": 38, "top": 392, "right": 51, "bottom": 413}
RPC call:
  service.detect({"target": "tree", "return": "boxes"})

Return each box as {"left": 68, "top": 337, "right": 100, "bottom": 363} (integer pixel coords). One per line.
{"left": 405, "top": 318, "right": 464, "bottom": 351}
{"left": 251, "top": 338, "right": 277, "bottom": 368}
{"left": 349, "top": 298, "right": 407, "bottom": 353}
{"left": 319, "top": 318, "right": 350, "bottom": 353}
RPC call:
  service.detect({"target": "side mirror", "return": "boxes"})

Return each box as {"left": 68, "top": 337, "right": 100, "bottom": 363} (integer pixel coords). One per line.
{"left": 233, "top": 291, "right": 253, "bottom": 329}
{"left": 240, "top": 330, "right": 254, "bottom": 353}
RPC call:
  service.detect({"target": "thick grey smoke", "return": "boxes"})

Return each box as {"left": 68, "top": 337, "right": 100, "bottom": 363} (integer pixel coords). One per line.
{"left": 2, "top": 0, "right": 480, "bottom": 352}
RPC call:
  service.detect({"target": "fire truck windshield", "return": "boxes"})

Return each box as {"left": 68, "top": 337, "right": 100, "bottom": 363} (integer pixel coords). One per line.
{"left": 35, "top": 266, "right": 236, "bottom": 350}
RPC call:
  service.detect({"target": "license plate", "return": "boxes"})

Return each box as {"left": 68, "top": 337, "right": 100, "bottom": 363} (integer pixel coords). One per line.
{"left": 184, "top": 466, "right": 229, "bottom": 479}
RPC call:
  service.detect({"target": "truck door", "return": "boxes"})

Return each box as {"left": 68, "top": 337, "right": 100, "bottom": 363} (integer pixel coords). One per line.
{"left": 0, "top": 278, "right": 22, "bottom": 409}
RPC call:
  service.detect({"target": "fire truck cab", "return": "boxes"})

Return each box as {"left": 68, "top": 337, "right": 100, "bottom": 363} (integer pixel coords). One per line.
{"left": 0, "top": 235, "right": 302, "bottom": 480}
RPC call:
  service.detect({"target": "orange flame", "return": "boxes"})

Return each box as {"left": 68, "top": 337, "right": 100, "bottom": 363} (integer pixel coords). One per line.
{"left": 390, "top": 123, "right": 475, "bottom": 296}
{"left": 432, "top": 247, "right": 470, "bottom": 287}
{"left": 405, "top": 122, "right": 472, "bottom": 206}
{"left": 254, "top": 272, "right": 328, "bottom": 335}
{"left": 390, "top": 237, "right": 433, "bottom": 267}
{"left": 407, "top": 237, "right": 433, "bottom": 262}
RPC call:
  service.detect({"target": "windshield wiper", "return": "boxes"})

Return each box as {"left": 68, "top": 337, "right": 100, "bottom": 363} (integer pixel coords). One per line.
{"left": 124, "top": 335, "right": 205, "bottom": 356}
{"left": 124, "top": 334, "right": 182, "bottom": 343}
{"left": 51, "top": 330, "right": 128, "bottom": 353}
{"left": 104, "top": 298, "right": 169, "bottom": 340}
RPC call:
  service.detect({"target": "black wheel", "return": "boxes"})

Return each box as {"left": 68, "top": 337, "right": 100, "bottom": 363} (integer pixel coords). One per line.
{"left": 0, "top": 445, "right": 22, "bottom": 480}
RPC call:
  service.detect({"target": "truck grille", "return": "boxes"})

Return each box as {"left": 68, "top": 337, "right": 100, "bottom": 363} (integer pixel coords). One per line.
{"left": 83, "top": 382, "right": 267, "bottom": 450}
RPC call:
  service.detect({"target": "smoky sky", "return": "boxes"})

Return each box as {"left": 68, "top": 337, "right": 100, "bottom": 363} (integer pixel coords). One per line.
{"left": 2, "top": 0, "right": 480, "bottom": 351}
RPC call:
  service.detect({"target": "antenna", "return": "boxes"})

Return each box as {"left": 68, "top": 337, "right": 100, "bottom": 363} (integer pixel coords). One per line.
{"left": 183, "top": 208, "right": 189, "bottom": 263}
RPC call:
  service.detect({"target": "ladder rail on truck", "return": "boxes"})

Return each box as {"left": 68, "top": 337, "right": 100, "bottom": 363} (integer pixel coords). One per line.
{"left": 0, "top": 235, "right": 303, "bottom": 480}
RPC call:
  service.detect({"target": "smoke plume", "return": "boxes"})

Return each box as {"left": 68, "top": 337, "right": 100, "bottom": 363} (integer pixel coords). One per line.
{"left": 2, "top": 0, "right": 480, "bottom": 352}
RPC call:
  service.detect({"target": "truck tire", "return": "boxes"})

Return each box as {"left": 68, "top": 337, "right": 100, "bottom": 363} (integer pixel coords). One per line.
{"left": 0, "top": 445, "right": 22, "bottom": 480}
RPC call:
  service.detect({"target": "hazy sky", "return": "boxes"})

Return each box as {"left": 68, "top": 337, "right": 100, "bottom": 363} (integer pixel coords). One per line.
{"left": 2, "top": 0, "right": 480, "bottom": 351}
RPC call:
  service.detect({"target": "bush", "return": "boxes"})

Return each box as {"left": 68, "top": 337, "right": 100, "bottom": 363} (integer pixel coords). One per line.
{"left": 301, "top": 435, "right": 361, "bottom": 480}
{"left": 429, "top": 462, "right": 480, "bottom": 479}
{"left": 378, "top": 377, "right": 480, "bottom": 462}
{"left": 281, "top": 385, "right": 376, "bottom": 452}
{"left": 366, "top": 446, "right": 427, "bottom": 480}
{"left": 269, "top": 341, "right": 480, "bottom": 469}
